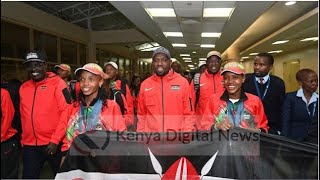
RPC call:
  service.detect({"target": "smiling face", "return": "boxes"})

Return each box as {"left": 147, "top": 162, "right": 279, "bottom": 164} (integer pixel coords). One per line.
{"left": 152, "top": 53, "right": 172, "bottom": 77}
{"left": 79, "top": 70, "right": 103, "bottom": 102}
{"left": 223, "top": 72, "right": 245, "bottom": 99}
{"left": 104, "top": 65, "right": 118, "bottom": 80}
{"left": 24, "top": 61, "right": 47, "bottom": 82}
{"left": 206, "top": 55, "right": 222, "bottom": 74}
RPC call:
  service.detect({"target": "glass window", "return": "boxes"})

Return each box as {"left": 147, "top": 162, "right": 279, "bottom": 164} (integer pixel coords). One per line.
{"left": 1, "top": 21, "right": 29, "bottom": 59}
{"left": 61, "top": 38, "right": 77, "bottom": 65}
{"left": 34, "top": 30, "right": 57, "bottom": 62}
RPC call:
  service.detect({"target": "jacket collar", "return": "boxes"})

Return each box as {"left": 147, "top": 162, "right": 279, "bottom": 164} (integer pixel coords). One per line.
{"left": 220, "top": 89, "right": 248, "bottom": 102}
{"left": 204, "top": 69, "right": 222, "bottom": 77}
{"left": 296, "top": 88, "right": 318, "bottom": 105}
{"left": 151, "top": 69, "right": 177, "bottom": 81}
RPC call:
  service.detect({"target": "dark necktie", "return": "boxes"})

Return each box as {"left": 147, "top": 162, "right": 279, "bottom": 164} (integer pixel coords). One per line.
{"left": 259, "top": 77, "right": 264, "bottom": 85}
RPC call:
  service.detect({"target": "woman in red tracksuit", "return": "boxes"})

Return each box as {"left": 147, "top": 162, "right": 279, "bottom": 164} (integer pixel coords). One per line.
{"left": 61, "top": 63, "right": 127, "bottom": 153}
{"left": 201, "top": 62, "right": 269, "bottom": 133}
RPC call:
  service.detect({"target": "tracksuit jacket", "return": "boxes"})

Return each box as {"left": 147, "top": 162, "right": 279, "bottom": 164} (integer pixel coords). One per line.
{"left": 19, "top": 72, "right": 71, "bottom": 146}
{"left": 1, "top": 88, "right": 17, "bottom": 142}
{"left": 62, "top": 99, "right": 127, "bottom": 151}
{"left": 201, "top": 90, "right": 269, "bottom": 133}
{"left": 137, "top": 69, "right": 195, "bottom": 132}
{"left": 114, "top": 80, "right": 134, "bottom": 126}
{"left": 190, "top": 69, "right": 225, "bottom": 129}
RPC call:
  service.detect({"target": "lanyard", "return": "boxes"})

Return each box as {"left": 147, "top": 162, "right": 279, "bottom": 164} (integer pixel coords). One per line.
{"left": 227, "top": 101, "right": 244, "bottom": 127}
{"left": 307, "top": 102, "right": 317, "bottom": 120}
{"left": 254, "top": 76, "right": 270, "bottom": 100}
{"left": 79, "top": 99, "right": 102, "bottom": 132}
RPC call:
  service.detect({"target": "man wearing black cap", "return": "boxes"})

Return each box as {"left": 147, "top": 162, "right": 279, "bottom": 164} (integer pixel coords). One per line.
{"left": 137, "top": 47, "right": 195, "bottom": 132}
{"left": 19, "top": 50, "right": 71, "bottom": 178}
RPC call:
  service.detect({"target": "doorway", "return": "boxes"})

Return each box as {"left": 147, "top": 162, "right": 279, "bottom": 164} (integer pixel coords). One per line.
{"left": 283, "top": 60, "right": 300, "bottom": 93}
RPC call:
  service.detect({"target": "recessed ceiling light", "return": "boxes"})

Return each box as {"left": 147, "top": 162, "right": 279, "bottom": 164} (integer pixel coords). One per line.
{"left": 268, "top": 50, "right": 283, "bottom": 54}
{"left": 249, "top": 53, "right": 259, "bottom": 56}
{"left": 201, "top": 32, "right": 221, "bottom": 37}
{"left": 180, "top": 54, "right": 190, "bottom": 57}
{"left": 146, "top": 8, "right": 176, "bottom": 17}
{"left": 272, "top": 40, "right": 289, "bottom": 45}
{"left": 199, "top": 58, "right": 207, "bottom": 61}
{"left": 192, "top": 51, "right": 196, "bottom": 54}
{"left": 185, "top": 60, "right": 192, "bottom": 63}
{"left": 141, "top": 47, "right": 160, "bottom": 51}
{"left": 285, "top": 1, "right": 296, "bottom": 6}
{"left": 190, "top": 67, "right": 195, "bottom": 70}
{"left": 300, "top": 37, "right": 318, "bottom": 41}
{"left": 182, "top": 57, "right": 191, "bottom": 60}
{"left": 200, "top": 44, "right": 215, "bottom": 48}
{"left": 188, "top": 64, "right": 194, "bottom": 67}
{"left": 241, "top": 56, "right": 249, "bottom": 59}
{"left": 203, "top": 8, "right": 234, "bottom": 17}
{"left": 163, "top": 32, "right": 183, "bottom": 37}
{"left": 172, "top": 43, "right": 187, "bottom": 47}
{"left": 186, "top": 69, "right": 190, "bottom": 72}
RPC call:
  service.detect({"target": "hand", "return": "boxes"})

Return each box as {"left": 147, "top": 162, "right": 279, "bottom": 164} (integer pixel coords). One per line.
{"left": 216, "top": 118, "right": 234, "bottom": 131}
{"left": 45, "top": 142, "right": 58, "bottom": 155}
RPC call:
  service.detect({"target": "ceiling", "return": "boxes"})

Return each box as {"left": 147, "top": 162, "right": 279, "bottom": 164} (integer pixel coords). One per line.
{"left": 24, "top": 1, "right": 318, "bottom": 71}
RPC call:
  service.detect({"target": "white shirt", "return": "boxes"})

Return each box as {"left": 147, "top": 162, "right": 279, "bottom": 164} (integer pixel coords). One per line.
{"left": 255, "top": 74, "right": 270, "bottom": 84}
{"left": 296, "top": 88, "right": 318, "bottom": 106}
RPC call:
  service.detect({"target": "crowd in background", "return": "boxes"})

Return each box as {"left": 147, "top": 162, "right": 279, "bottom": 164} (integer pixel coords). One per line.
{"left": 1, "top": 47, "right": 318, "bottom": 179}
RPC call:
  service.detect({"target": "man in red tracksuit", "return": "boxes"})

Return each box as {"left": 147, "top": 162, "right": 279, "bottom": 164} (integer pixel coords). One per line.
{"left": 201, "top": 62, "right": 269, "bottom": 133}
{"left": 190, "top": 51, "right": 225, "bottom": 129}
{"left": 19, "top": 50, "right": 71, "bottom": 178}
{"left": 137, "top": 47, "right": 195, "bottom": 132}
{"left": 104, "top": 61, "right": 134, "bottom": 129}
{"left": 1, "top": 88, "right": 19, "bottom": 179}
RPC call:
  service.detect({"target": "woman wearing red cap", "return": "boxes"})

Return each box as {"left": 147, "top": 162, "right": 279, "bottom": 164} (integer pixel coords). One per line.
{"left": 61, "top": 63, "right": 127, "bottom": 154}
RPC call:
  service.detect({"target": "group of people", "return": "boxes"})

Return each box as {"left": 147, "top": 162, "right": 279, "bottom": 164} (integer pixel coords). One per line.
{"left": 1, "top": 46, "right": 318, "bottom": 179}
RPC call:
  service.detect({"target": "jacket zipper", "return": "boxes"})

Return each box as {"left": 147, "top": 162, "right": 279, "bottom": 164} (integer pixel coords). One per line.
{"left": 189, "top": 97, "right": 193, "bottom": 111}
{"left": 213, "top": 75, "right": 216, "bottom": 93}
{"left": 31, "top": 86, "right": 38, "bottom": 145}
{"left": 161, "top": 77, "right": 164, "bottom": 133}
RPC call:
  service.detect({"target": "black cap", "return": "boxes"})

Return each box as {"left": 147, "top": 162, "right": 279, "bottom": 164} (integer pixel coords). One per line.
{"left": 24, "top": 50, "right": 47, "bottom": 64}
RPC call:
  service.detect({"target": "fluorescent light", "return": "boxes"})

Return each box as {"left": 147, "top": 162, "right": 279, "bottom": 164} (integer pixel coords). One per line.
{"left": 188, "top": 64, "right": 194, "bottom": 67}
{"left": 172, "top": 43, "right": 187, "bottom": 47}
{"left": 272, "top": 40, "right": 289, "bottom": 45}
{"left": 141, "top": 47, "right": 160, "bottom": 51}
{"left": 185, "top": 60, "right": 192, "bottom": 63}
{"left": 192, "top": 51, "right": 196, "bottom": 54}
{"left": 268, "top": 50, "right": 283, "bottom": 54}
{"left": 285, "top": 1, "right": 296, "bottom": 6}
{"left": 146, "top": 8, "right": 176, "bottom": 17}
{"left": 190, "top": 67, "right": 195, "bottom": 70}
{"left": 180, "top": 54, "right": 190, "bottom": 57}
{"left": 199, "top": 58, "right": 207, "bottom": 61}
{"left": 186, "top": 69, "right": 190, "bottom": 72}
{"left": 203, "top": 8, "right": 233, "bottom": 17}
{"left": 163, "top": 32, "right": 183, "bottom": 37}
{"left": 300, "top": 37, "right": 318, "bottom": 41}
{"left": 201, "top": 32, "right": 221, "bottom": 37}
{"left": 241, "top": 56, "right": 249, "bottom": 59}
{"left": 182, "top": 57, "right": 191, "bottom": 60}
{"left": 249, "top": 53, "right": 259, "bottom": 56}
{"left": 200, "top": 44, "right": 215, "bottom": 48}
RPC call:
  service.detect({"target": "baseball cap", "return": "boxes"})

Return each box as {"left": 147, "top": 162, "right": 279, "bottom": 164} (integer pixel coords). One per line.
{"left": 75, "top": 63, "right": 109, "bottom": 79}
{"left": 152, "top": 47, "right": 171, "bottom": 59}
{"left": 24, "top": 50, "right": 47, "bottom": 64}
{"left": 104, "top": 61, "right": 118, "bottom": 70}
{"left": 54, "top": 64, "right": 71, "bottom": 72}
{"left": 198, "top": 61, "right": 206, "bottom": 68}
{"left": 206, "top": 51, "right": 221, "bottom": 59}
{"left": 220, "top": 62, "right": 245, "bottom": 75}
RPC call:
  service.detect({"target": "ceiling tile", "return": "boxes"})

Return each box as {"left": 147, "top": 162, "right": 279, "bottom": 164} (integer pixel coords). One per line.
{"left": 202, "top": 22, "right": 225, "bottom": 32}
{"left": 204, "top": 1, "right": 236, "bottom": 8}
{"left": 181, "top": 24, "right": 202, "bottom": 33}
{"left": 173, "top": 1, "right": 203, "bottom": 17}
{"left": 141, "top": 1, "right": 173, "bottom": 8}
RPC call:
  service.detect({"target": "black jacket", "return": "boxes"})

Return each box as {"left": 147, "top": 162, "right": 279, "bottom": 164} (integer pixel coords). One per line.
{"left": 243, "top": 73, "right": 285, "bottom": 132}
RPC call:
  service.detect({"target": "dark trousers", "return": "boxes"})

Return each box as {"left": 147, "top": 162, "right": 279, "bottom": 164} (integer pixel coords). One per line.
{"left": 22, "top": 145, "right": 62, "bottom": 179}
{"left": 1, "top": 135, "right": 20, "bottom": 179}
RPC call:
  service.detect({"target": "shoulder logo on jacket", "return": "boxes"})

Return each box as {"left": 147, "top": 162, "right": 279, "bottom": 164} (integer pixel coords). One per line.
{"left": 40, "top": 85, "right": 47, "bottom": 90}
{"left": 145, "top": 87, "right": 154, "bottom": 91}
{"left": 171, "top": 85, "right": 180, "bottom": 91}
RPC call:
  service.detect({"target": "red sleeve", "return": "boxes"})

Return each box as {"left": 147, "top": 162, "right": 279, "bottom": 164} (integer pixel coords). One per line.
{"left": 137, "top": 83, "right": 146, "bottom": 132}
{"left": 200, "top": 96, "right": 216, "bottom": 130}
{"left": 182, "top": 82, "right": 196, "bottom": 132}
{"left": 50, "top": 80, "right": 71, "bottom": 145}
{"left": 106, "top": 100, "right": 127, "bottom": 131}
{"left": 255, "top": 98, "right": 269, "bottom": 133}
{"left": 189, "top": 80, "right": 196, "bottom": 108}
{"left": 124, "top": 85, "right": 134, "bottom": 126}
{"left": 1, "top": 89, "right": 15, "bottom": 141}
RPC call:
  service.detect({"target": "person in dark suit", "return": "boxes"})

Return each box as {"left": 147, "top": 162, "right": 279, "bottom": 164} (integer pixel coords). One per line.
{"left": 282, "top": 69, "right": 318, "bottom": 144}
{"left": 243, "top": 53, "right": 285, "bottom": 135}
